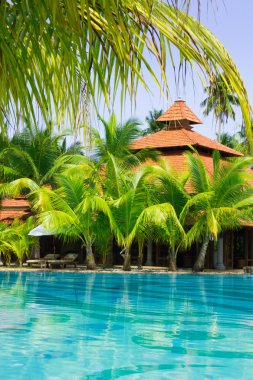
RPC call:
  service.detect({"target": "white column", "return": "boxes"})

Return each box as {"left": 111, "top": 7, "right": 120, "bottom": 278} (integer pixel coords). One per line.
{"left": 215, "top": 234, "right": 225, "bottom": 270}
{"left": 145, "top": 240, "right": 153, "bottom": 266}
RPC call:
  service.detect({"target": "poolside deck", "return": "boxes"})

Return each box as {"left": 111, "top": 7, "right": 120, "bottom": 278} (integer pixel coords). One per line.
{"left": 0, "top": 265, "right": 246, "bottom": 275}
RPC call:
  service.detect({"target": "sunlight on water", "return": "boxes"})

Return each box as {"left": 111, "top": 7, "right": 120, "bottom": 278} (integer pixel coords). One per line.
{"left": 0, "top": 272, "right": 253, "bottom": 379}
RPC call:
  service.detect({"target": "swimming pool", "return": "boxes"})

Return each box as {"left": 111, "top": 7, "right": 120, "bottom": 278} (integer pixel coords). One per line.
{"left": 0, "top": 272, "right": 253, "bottom": 379}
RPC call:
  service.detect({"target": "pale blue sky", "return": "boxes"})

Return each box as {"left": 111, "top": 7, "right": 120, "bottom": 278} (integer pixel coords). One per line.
{"left": 93, "top": 1, "right": 253, "bottom": 140}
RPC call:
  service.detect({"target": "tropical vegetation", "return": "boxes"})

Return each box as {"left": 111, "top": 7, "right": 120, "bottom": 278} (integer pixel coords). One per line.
{"left": 0, "top": 217, "right": 34, "bottom": 266}
{"left": 1, "top": 118, "right": 253, "bottom": 272}
{"left": 201, "top": 73, "right": 239, "bottom": 129}
{"left": 1, "top": 1, "right": 253, "bottom": 271}
{"left": 181, "top": 150, "right": 253, "bottom": 271}
{"left": 142, "top": 110, "right": 165, "bottom": 136}
{"left": 0, "top": 0, "right": 252, "bottom": 150}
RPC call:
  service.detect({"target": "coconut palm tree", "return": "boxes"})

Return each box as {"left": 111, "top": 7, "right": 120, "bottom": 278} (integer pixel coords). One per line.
{"left": 0, "top": 1, "right": 252, "bottom": 147}
{"left": 219, "top": 131, "right": 248, "bottom": 155}
{"left": 33, "top": 164, "right": 113, "bottom": 270}
{"left": 92, "top": 113, "right": 159, "bottom": 212}
{"left": 148, "top": 161, "right": 190, "bottom": 270}
{"left": 0, "top": 217, "right": 35, "bottom": 266}
{"left": 110, "top": 162, "right": 185, "bottom": 271}
{"left": 0, "top": 127, "right": 84, "bottom": 186}
{"left": 200, "top": 73, "right": 240, "bottom": 140}
{"left": 92, "top": 114, "right": 159, "bottom": 169}
{"left": 181, "top": 150, "right": 253, "bottom": 272}
{"left": 142, "top": 109, "right": 164, "bottom": 136}
{"left": 0, "top": 127, "right": 87, "bottom": 260}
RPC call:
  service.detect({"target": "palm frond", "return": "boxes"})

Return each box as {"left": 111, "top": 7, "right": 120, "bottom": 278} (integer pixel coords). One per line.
{"left": 0, "top": 1, "right": 251, "bottom": 147}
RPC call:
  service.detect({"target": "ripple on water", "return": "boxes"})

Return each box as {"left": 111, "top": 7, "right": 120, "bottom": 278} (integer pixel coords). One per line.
{"left": 0, "top": 272, "right": 253, "bottom": 380}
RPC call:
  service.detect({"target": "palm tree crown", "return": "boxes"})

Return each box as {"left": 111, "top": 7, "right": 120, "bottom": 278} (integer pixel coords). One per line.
{"left": 182, "top": 150, "right": 253, "bottom": 271}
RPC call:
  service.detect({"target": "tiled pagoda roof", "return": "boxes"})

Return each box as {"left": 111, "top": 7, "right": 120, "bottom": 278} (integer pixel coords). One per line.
{"left": 156, "top": 100, "right": 202, "bottom": 126}
{"left": 132, "top": 99, "right": 242, "bottom": 157}
{"left": 131, "top": 128, "right": 243, "bottom": 157}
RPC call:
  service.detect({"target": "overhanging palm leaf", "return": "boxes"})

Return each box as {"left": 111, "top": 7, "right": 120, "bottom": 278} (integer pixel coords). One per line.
{"left": 0, "top": 1, "right": 251, "bottom": 148}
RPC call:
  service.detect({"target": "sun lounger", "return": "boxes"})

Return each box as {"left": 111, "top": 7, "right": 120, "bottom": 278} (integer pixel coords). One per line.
{"left": 26, "top": 253, "right": 60, "bottom": 268}
{"left": 47, "top": 253, "right": 79, "bottom": 269}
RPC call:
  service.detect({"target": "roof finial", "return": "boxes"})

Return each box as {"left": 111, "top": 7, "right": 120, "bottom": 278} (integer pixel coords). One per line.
{"left": 176, "top": 96, "right": 185, "bottom": 102}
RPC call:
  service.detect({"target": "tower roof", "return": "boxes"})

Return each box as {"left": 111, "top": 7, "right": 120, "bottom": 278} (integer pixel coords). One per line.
{"left": 157, "top": 99, "right": 202, "bottom": 127}
{"left": 131, "top": 129, "right": 243, "bottom": 157}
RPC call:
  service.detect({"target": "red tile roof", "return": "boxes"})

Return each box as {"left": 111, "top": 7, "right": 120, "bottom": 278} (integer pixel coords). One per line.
{"left": 161, "top": 151, "right": 215, "bottom": 175}
{"left": 157, "top": 100, "right": 202, "bottom": 125}
{"left": 0, "top": 197, "right": 31, "bottom": 224}
{"left": 1, "top": 198, "right": 30, "bottom": 208}
{"left": 131, "top": 129, "right": 243, "bottom": 157}
{"left": 0, "top": 210, "right": 31, "bottom": 223}
{"left": 160, "top": 152, "right": 223, "bottom": 192}
{"left": 156, "top": 153, "right": 253, "bottom": 195}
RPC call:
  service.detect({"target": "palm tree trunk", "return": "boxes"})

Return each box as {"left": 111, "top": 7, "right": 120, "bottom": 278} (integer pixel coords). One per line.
{"left": 168, "top": 249, "right": 177, "bottom": 271}
{"left": 217, "top": 118, "right": 222, "bottom": 142}
{"left": 122, "top": 245, "right": 131, "bottom": 271}
{"left": 86, "top": 240, "right": 96, "bottom": 270}
{"left": 103, "top": 238, "right": 114, "bottom": 268}
{"left": 193, "top": 236, "right": 210, "bottom": 272}
{"left": 137, "top": 240, "right": 144, "bottom": 270}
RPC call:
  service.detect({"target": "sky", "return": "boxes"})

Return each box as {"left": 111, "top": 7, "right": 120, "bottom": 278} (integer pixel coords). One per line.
{"left": 92, "top": 0, "right": 253, "bottom": 140}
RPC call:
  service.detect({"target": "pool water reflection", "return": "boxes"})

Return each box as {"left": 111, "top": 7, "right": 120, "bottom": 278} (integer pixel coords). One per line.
{"left": 0, "top": 272, "right": 253, "bottom": 379}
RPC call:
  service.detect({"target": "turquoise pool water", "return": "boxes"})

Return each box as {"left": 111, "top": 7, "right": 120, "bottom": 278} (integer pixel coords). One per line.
{"left": 0, "top": 273, "right": 253, "bottom": 379}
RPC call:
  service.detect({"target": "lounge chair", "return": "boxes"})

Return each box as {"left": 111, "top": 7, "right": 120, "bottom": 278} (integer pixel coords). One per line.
{"left": 47, "top": 253, "right": 79, "bottom": 269}
{"left": 26, "top": 253, "right": 60, "bottom": 268}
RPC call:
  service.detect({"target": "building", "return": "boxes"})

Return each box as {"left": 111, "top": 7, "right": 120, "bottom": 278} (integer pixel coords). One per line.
{"left": 131, "top": 100, "right": 253, "bottom": 269}
{"left": 0, "top": 197, "right": 31, "bottom": 224}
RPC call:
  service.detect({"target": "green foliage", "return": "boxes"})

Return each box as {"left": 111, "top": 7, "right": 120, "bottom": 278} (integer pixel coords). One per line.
{"left": 92, "top": 114, "right": 160, "bottom": 201}
{"left": 92, "top": 114, "right": 159, "bottom": 168}
{"left": 218, "top": 131, "right": 248, "bottom": 155}
{"left": 0, "top": 217, "right": 35, "bottom": 266}
{"left": 142, "top": 109, "right": 165, "bottom": 136}
{"left": 33, "top": 165, "right": 114, "bottom": 269}
{"left": 108, "top": 162, "right": 186, "bottom": 270}
{"left": 201, "top": 73, "right": 240, "bottom": 124}
{"left": 0, "top": 127, "right": 86, "bottom": 198}
{"left": 182, "top": 150, "right": 253, "bottom": 246}
{"left": 200, "top": 73, "right": 241, "bottom": 142}
{"left": 0, "top": 1, "right": 252, "bottom": 149}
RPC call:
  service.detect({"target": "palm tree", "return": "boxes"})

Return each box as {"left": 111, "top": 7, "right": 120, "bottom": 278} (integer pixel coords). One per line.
{"left": 33, "top": 166, "right": 113, "bottom": 270}
{"left": 0, "top": 217, "right": 35, "bottom": 266}
{"left": 110, "top": 163, "right": 184, "bottom": 271}
{"left": 0, "top": 1, "right": 251, "bottom": 147}
{"left": 201, "top": 73, "right": 240, "bottom": 140}
{"left": 92, "top": 113, "right": 159, "bottom": 228}
{"left": 142, "top": 109, "right": 165, "bottom": 136}
{"left": 92, "top": 114, "right": 159, "bottom": 266}
{"left": 181, "top": 150, "right": 253, "bottom": 272}
{"left": 92, "top": 114, "right": 159, "bottom": 168}
{"left": 219, "top": 131, "right": 248, "bottom": 155}
{"left": 148, "top": 161, "right": 190, "bottom": 270}
{"left": 0, "top": 127, "right": 87, "bottom": 260}
{"left": 0, "top": 127, "right": 84, "bottom": 185}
